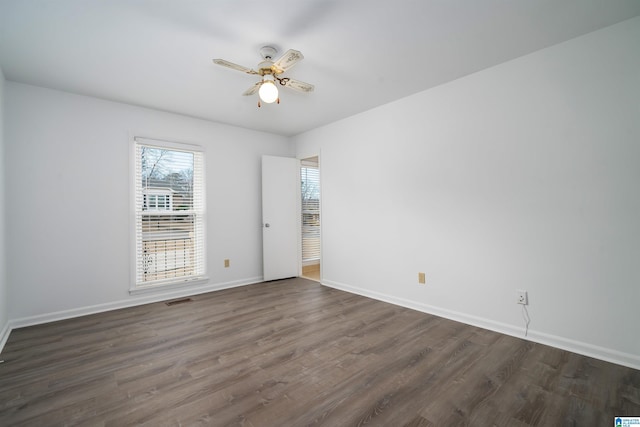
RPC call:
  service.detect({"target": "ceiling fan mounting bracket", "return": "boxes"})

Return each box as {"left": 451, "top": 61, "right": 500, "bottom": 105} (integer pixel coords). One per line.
{"left": 259, "top": 46, "right": 278, "bottom": 60}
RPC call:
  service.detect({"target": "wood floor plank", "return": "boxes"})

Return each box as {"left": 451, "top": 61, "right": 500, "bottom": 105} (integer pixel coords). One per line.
{"left": 1, "top": 277, "right": 638, "bottom": 426}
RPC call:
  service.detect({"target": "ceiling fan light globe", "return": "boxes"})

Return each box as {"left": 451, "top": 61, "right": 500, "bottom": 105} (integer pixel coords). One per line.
{"left": 259, "top": 81, "right": 279, "bottom": 104}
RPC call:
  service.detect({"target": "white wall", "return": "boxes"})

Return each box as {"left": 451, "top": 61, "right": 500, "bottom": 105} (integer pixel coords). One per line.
{"left": 0, "top": 67, "right": 8, "bottom": 348}
{"left": 5, "top": 83, "right": 293, "bottom": 324}
{"left": 295, "top": 17, "right": 640, "bottom": 368}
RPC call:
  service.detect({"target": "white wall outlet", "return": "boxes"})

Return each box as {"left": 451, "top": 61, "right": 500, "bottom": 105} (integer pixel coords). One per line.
{"left": 517, "top": 290, "right": 528, "bottom": 305}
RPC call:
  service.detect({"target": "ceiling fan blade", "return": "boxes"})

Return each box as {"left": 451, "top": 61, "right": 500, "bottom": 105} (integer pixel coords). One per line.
{"left": 213, "top": 59, "right": 258, "bottom": 75}
{"left": 272, "top": 49, "right": 304, "bottom": 73}
{"left": 242, "top": 82, "right": 262, "bottom": 96}
{"left": 281, "top": 78, "right": 314, "bottom": 93}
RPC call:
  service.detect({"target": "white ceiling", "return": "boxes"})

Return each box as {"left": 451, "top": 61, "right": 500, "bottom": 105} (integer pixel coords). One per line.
{"left": 1, "top": 1, "right": 639, "bottom": 137}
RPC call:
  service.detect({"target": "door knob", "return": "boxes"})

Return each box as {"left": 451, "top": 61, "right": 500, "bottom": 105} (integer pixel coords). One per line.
{"left": 265, "top": 223, "right": 270, "bottom": 228}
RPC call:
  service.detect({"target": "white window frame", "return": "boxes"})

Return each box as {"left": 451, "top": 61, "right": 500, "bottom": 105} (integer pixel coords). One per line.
{"left": 130, "top": 136, "right": 207, "bottom": 293}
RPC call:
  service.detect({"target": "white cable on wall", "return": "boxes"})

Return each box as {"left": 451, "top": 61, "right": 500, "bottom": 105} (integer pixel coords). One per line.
{"left": 522, "top": 304, "right": 531, "bottom": 337}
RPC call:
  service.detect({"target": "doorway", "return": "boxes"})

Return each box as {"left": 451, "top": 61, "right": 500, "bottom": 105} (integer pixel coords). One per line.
{"left": 300, "top": 156, "right": 320, "bottom": 282}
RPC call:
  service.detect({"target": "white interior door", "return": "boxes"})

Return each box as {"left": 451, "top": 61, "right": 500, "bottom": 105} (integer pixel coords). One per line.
{"left": 262, "top": 155, "right": 300, "bottom": 281}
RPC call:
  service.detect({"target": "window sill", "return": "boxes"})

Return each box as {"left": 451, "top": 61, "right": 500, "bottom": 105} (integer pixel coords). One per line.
{"left": 129, "top": 276, "right": 210, "bottom": 295}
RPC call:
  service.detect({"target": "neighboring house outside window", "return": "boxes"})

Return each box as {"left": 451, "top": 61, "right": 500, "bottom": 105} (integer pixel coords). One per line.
{"left": 143, "top": 188, "right": 174, "bottom": 211}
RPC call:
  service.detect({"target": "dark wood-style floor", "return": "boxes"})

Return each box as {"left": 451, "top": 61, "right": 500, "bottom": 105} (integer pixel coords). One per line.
{"left": 1, "top": 278, "right": 638, "bottom": 426}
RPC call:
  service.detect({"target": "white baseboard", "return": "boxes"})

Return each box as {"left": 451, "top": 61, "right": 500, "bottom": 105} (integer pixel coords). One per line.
{"left": 322, "top": 279, "right": 640, "bottom": 371}
{"left": 7, "top": 276, "right": 263, "bottom": 332}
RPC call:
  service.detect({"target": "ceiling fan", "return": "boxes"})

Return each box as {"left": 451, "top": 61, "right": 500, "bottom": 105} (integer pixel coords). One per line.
{"left": 213, "top": 46, "right": 314, "bottom": 107}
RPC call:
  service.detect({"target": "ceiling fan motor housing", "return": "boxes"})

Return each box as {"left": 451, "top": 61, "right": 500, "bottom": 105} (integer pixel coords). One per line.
{"left": 258, "top": 46, "right": 279, "bottom": 76}
{"left": 257, "top": 60, "right": 276, "bottom": 76}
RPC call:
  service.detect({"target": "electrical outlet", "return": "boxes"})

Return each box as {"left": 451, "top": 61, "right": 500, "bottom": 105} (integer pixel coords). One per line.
{"left": 224, "top": 259, "right": 230, "bottom": 268}
{"left": 418, "top": 272, "right": 426, "bottom": 284}
{"left": 517, "top": 290, "right": 528, "bottom": 305}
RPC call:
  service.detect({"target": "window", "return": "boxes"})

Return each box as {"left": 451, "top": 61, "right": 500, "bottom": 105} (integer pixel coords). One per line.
{"left": 133, "top": 138, "right": 205, "bottom": 289}
{"left": 301, "top": 165, "right": 320, "bottom": 263}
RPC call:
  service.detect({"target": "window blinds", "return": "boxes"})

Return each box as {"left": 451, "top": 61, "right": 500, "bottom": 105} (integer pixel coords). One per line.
{"left": 134, "top": 140, "right": 205, "bottom": 286}
{"left": 301, "top": 166, "right": 320, "bottom": 262}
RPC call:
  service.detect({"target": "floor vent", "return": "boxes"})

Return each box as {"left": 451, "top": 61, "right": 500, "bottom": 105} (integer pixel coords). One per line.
{"left": 165, "top": 298, "right": 193, "bottom": 306}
